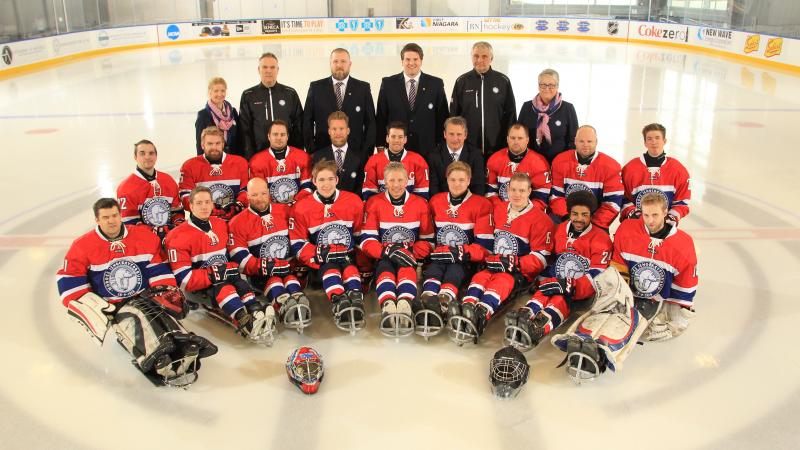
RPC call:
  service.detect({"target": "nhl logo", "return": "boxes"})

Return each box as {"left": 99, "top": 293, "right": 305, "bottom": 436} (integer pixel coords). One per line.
{"left": 436, "top": 225, "right": 469, "bottom": 247}
{"left": 318, "top": 223, "right": 352, "bottom": 247}
{"left": 103, "top": 259, "right": 143, "bottom": 297}
{"left": 382, "top": 225, "right": 415, "bottom": 245}
{"left": 607, "top": 21, "right": 619, "bottom": 36}
{"left": 554, "top": 253, "right": 590, "bottom": 280}
{"left": 270, "top": 177, "right": 299, "bottom": 204}
{"left": 493, "top": 230, "right": 518, "bottom": 255}
{"left": 631, "top": 261, "right": 666, "bottom": 298}
{"left": 141, "top": 197, "right": 171, "bottom": 227}
{"left": 258, "top": 235, "right": 290, "bottom": 259}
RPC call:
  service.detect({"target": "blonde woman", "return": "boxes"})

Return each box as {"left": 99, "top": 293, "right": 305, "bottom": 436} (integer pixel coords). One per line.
{"left": 195, "top": 77, "right": 241, "bottom": 156}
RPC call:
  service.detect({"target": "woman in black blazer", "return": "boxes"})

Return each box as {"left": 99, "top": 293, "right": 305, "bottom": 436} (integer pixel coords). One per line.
{"left": 518, "top": 68, "right": 578, "bottom": 163}
{"left": 195, "top": 77, "right": 242, "bottom": 156}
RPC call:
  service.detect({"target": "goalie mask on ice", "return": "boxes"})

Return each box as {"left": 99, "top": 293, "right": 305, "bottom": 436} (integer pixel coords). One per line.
{"left": 286, "top": 346, "right": 324, "bottom": 395}
{"left": 551, "top": 267, "right": 649, "bottom": 384}
{"left": 489, "top": 346, "right": 530, "bottom": 399}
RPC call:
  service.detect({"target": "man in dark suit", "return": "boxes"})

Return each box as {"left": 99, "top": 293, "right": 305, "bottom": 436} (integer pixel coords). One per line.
{"left": 376, "top": 43, "right": 448, "bottom": 162}
{"left": 312, "top": 111, "right": 365, "bottom": 195}
{"left": 304, "top": 48, "right": 376, "bottom": 157}
{"left": 428, "top": 116, "right": 486, "bottom": 197}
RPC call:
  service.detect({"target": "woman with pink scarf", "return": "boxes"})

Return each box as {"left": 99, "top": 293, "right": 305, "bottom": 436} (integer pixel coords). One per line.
{"left": 195, "top": 77, "right": 242, "bottom": 156}
{"left": 518, "top": 68, "right": 578, "bottom": 164}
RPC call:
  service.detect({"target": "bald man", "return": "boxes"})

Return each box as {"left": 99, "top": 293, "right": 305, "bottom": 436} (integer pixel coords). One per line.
{"left": 228, "top": 177, "right": 311, "bottom": 328}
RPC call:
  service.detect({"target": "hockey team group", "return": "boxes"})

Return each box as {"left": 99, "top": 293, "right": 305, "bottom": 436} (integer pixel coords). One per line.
{"left": 55, "top": 42, "right": 698, "bottom": 397}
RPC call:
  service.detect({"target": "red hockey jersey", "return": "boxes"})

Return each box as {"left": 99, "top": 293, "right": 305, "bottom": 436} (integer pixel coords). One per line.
{"left": 490, "top": 200, "right": 554, "bottom": 280}
{"left": 362, "top": 149, "right": 430, "bottom": 200}
{"left": 117, "top": 169, "right": 181, "bottom": 227}
{"left": 249, "top": 147, "right": 312, "bottom": 204}
{"left": 360, "top": 192, "right": 435, "bottom": 260}
{"left": 178, "top": 153, "right": 249, "bottom": 210}
{"left": 549, "top": 150, "right": 623, "bottom": 229}
{"left": 620, "top": 155, "right": 691, "bottom": 222}
{"left": 228, "top": 204, "right": 293, "bottom": 276}
{"left": 486, "top": 148, "right": 551, "bottom": 211}
{"left": 289, "top": 190, "right": 364, "bottom": 269}
{"left": 611, "top": 218, "right": 698, "bottom": 307}
{"left": 541, "top": 221, "right": 613, "bottom": 300}
{"left": 164, "top": 217, "right": 230, "bottom": 292}
{"left": 428, "top": 191, "right": 493, "bottom": 262}
{"left": 56, "top": 225, "right": 176, "bottom": 306}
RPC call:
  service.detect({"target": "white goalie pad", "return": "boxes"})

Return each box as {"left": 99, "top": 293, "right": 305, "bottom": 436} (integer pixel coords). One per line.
{"left": 551, "top": 267, "right": 649, "bottom": 382}
{"left": 643, "top": 302, "right": 695, "bottom": 342}
{"left": 66, "top": 293, "right": 115, "bottom": 345}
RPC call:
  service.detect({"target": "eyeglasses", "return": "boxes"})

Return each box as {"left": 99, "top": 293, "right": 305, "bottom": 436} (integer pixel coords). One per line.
{"left": 538, "top": 83, "right": 558, "bottom": 89}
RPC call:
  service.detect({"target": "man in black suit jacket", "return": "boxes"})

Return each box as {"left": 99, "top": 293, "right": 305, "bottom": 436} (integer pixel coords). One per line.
{"left": 304, "top": 48, "right": 376, "bottom": 157}
{"left": 312, "top": 111, "right": 365, "bottom": 195}
{"left": 428, "top": 116, "right": 486, "bottom": 197}
{"left": 376, "top": 43, "right": 448, "bottom": 162}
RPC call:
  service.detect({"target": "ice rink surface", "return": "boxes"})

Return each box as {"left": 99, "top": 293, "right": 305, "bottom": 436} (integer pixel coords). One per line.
{"left": 1, "top": 36, "right": 799, "bottom": 449}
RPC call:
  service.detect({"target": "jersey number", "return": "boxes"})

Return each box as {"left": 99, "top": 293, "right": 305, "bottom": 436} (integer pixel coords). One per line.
{"left": 600, "top": 251, "right": 610, "bottom": 264}
{"left": 118, "top": 197, "right": 127, "bottom": 210}
{"left": 288, "top": 218, "right": 295, "bottom": 230}
{"left": 168, "top": 249, "right": 178, "bottom": 263}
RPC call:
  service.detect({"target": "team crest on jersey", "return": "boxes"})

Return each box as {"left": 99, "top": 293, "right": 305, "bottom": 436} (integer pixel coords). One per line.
{"left": 201, "top": 254, "right": 227, "bottom": 268}
{"left": 318, "top": 224, "right": 352, "bottom": 248}
{"left": 565, "top": 183, "right": 593, "bottom": 196}
{"left": 493, "top": 230, "right": 518, "bottom": 255}
{"left": 382, "top": 225, "right": 415, "bottom": 244}
{"left": 498, "top": 181, "right": 510, "bottom": 201}
{"left": 258, "top": 235, "right": 290, "bottom": 259}
{"left": 208, "top": 183, "right": 234, "bottom": 206}
{"left": 554, "top": 253, "right": 590, "bottom": 279}
{"left": 634, "top": 187, "right": 669, "bottom": 210}
{"left": 102, "top": 259, "right": 143, "bottom": 297}
{"left": 141, "top": 197, "right": 171, "bottom": 227}
{"left": 630, "top": 261, "right": 666, "bottom": 298}
{"left": 270, "top": 177, "right": 299, "bottom": 203}
{"left": 436, "top": 225, "right": 469, "bottom": 246}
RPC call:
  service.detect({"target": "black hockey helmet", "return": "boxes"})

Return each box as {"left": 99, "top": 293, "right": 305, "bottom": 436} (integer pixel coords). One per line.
{"left": 489, "top": 346, "right": 530, "bottom": 399}
{"left": 566, "top": 190, "right": 598, "bottom": 214}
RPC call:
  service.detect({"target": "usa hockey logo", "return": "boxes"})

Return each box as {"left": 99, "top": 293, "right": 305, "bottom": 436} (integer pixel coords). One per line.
{"left": 436, "top": 225, "right": 469, "bottom": 246}
{"left": 270, "top": 177, "right": 299, "bottom": 204}
{"left": 258, "top": 235, "right": 290, "bottom": 259}
{"left": 631, "top": 261, "right": 666, "bottom": 298}
{"left": 557, "top": 21, "right": 569, "bottom": 32}
{"left": 208, "top": 183, "right": 234, "bottom": 207}
{"left": 201, "top": 254, "right": 227, "bottom": 268}
{"left": 141, "top": 197, "right": 171, "bottom": 227}
{"left": 535, "top": 20, "right": 548, "bottom": 31}
{"left": 103, "top": 259, "right": 143, "bottom": 298}
{"left": 493, "top": 230, "right": 518, "bottom": 256}
{"left": 577, "top": 21, "right": 590, "bottom": 33}
{"left": 318, "top": 224, "right": 352, "bottom": 248}
{"left": 634, "top": 187, "right": 669, "bottom": 210}
{"left": 382, "top": 225, "right": 415, "bottom": 244}
{"left": 554, "top": 253, "right": 590, "bottom": 280}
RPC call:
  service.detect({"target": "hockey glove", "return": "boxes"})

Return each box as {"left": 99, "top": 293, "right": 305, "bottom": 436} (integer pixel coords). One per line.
{"left": 666, "top": 213, "right": 679, "bottom": 227}
{"left": 139, "top": 285, "right": 188, "bottom": 319}
{"left": 214, "top": 201, "right": 244, "bottom": 221}
{"left": 627, "top": 209, "right": 642, "bottom": 220}
{"left": 171, "top": 211, "right": 186, "bottom": 227}
{"left": 316, "top": 244, "right": 351, "bottom": 265}
{"left": 383, "top": 243, "right": 417, "bottom": 267}
{"left": 430, "top": 245, "right": 465, "bottom": 264}
{"left": 486, "top": 254, "right": 517, "bottom": 273}
{"left": 538, "top": 277, "right": 572, "bottom": 297}
{"left": 207, "top": 262, "right": 240, "bottom": 285}
{"left": 260, "top": 258, "right": 291, "bottom": 277}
